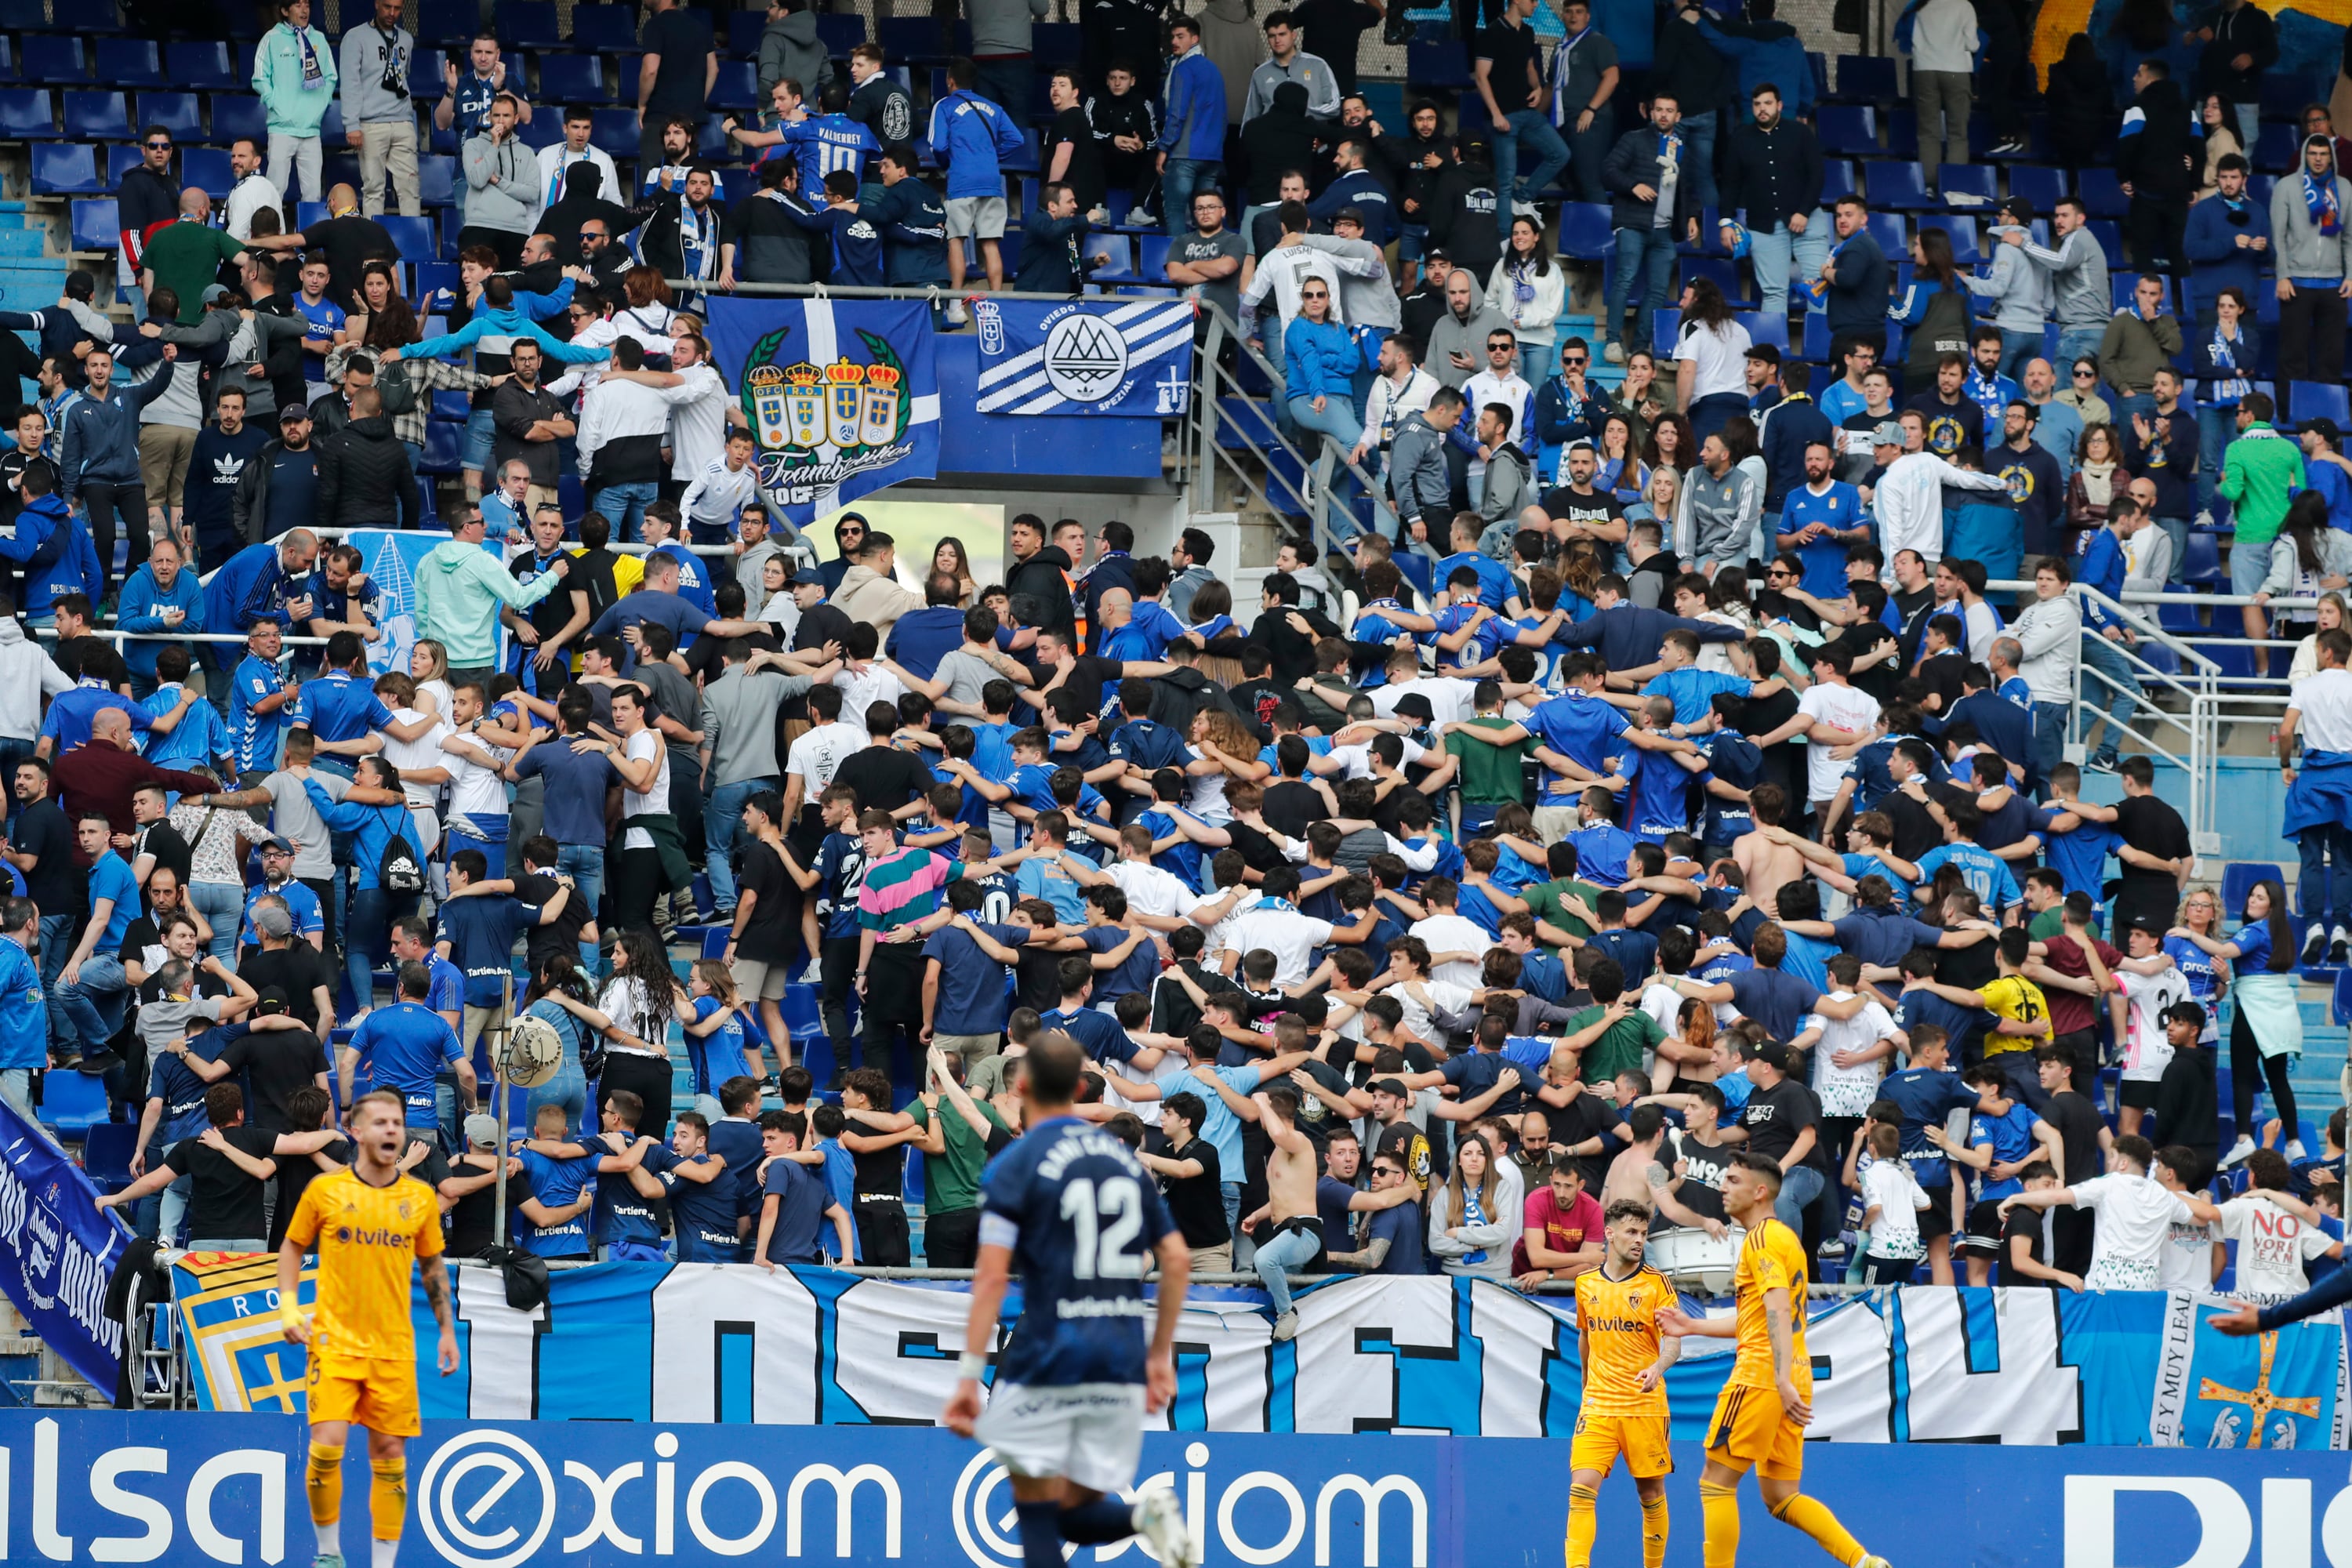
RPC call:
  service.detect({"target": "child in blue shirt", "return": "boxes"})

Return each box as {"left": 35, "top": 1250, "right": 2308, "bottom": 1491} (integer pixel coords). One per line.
{"left": 681, "top": 959, "right": 756, "bottom": 1097}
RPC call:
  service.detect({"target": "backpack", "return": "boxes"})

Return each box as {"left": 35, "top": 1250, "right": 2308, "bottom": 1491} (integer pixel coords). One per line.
{"left": 374, "top": 807, "right": 425, "bottom": 896}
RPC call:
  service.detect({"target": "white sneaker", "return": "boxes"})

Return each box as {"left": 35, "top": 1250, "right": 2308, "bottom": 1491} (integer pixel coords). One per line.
{"left": 2288, "top": 1139, "right": 2310, "bottom": 1161}
{"left": 1512, "top": 198, "right": 1539, "bottom": 217}
{"left": 945, "top": 298, "right": 970, "bottom": 325}
{"left": 1132, "top": 1486, "right": 1196, "bottom": 1568}
{"left": 1271, "top": 1308, "right": 1300, "bottom": 1341}
{"left": 2220, "top": 1134, "right": 2258, "bottom": 1170}
{"left": 1602, "top": 339, "right": 1624, "bottom": 364}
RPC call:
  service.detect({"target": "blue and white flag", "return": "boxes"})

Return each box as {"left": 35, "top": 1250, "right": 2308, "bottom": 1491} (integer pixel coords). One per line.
{"left": 0, "top": 1098, "right": 131, "bottom": 1395}
{"left": 971, "top": 297, "right": 1196, "bottom": 416}
{"left": 706, "top": 297, "right": 940, "bottom": 525}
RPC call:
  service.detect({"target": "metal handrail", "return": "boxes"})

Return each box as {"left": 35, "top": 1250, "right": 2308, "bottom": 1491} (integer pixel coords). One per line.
{"left": 1192, "top": 301, "right": 1386, "bottom": 555}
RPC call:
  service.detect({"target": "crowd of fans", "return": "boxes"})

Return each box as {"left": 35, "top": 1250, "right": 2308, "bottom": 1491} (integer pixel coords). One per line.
{"left": 6, "top": 0, "right": 2351, "bottom": 1298}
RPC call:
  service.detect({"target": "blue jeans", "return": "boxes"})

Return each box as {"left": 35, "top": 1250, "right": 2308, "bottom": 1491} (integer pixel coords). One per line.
{"left": 702, "top": 776, "right": 775, "bottom": 912}
{"left": 2155, "top": 513, "right": 2189, "bottom": 585}
{"left": 2198, "top": 403, "right": 2237, "bottom": 516}
{"left": 2107, "top": 392, "right": 2155, "bottom": 434}
{"left": 1744, "top": 213, "right": 1830, "bottom": 314}
{"left": 2078, "top": 629, "right": 2139, "bottom": 764}
{"left": 461, "top": 407, "right": 496, "bottom": 472}
{"left": 1774, "top": 1160, "right": 1824, "bottom": 1235}
{"left": 524, "top": 1054, "right": 588, "bottom": 1141}
{"left": 0, "top": 1068, "right": 31, "bottom": 1121}
{"left": 1254, "top": 1221, "right": 1322, "bottom": 1316}
{"left": 1998, "top": 329, "right": 2042, "bottom": 382}
{"left": 39, "top": 912, "right": 74, "bottom": 1047}
{"left": 345, "top": 886, "right": 413, "bottom": 1016}
{"left": 1513, "top": 335, "right": 1555, "bottom": 387}
{"left": 1680, "top": 110, "right": 1719, "bottom": 212}
{"left": 1222, "top": 1180, "right": 1251, "bottom": 1269}
{"left": 2298, "top": 821, "right": 2352, "bottom": 935}
{"left": 2030, "top": 699, "right": 2069, "bottom": 796}
{"left": 1160, "top": 158, "right": 1221, "bottom": 238}
{"left": 56, "top": 953, "right": 130, "bottom": 1051}
{"left": 189, "top": 880, "right": 244, "bottom": 970}
{"left": 1606, "top": 227, "right": 1678, "bottom": 354}
{"left": 557, "top": 842, "right": 604, "bottom": 972}
{"left": 1286, "top": 392, "right": 1363, "bottom": 451}
{"left": 2056, "top": 326, "right": 2104, "bottom": 374}
{"left": 592, "top": 481, "right": 657, "bottom": 543}
{"left": 1494, "top": 108, "right": 1570, "bottom": 229}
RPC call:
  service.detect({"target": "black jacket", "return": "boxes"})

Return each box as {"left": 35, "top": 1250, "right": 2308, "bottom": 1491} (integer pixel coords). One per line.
{"left": 1006, "top": 543, "right": 1076, "bottom": 637}
{"left": 230, "top": 437, "right": 308, "bottom": 546}
{"left": 1377, "top": 128, "right": 1450, "bottom": 229}
{"left": 1653, "top": 3, "right": 1730, "bottom": 116}
{"left": 1602, "top": 125, "right": 1698, "bottom": 234}
{"left": 314, "top": 414, "right": 418, "bottom": 529}
{"left": 2198, "top": 0, "right": 2276, "bottom": 107}
{"left": 2117, "top": 78, "right": 2198, "bottom": 200}
{"left": 1719, "top": 117, "right": 1824, "bottom": 231}
{"left": 1241, "top": 83, "right": 1320, "bottom": 205}
{"left": 1427, "top": 158, "right": 1501, "bottom": 272}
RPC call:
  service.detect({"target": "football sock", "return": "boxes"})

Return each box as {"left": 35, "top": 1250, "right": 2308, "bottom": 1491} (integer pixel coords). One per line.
{"left": 370, "top": 1459, "right": 407, "bottom": 1542}
{"left": 307, "top": 1442, "right": 345, "bottom": 1531}
{"left": 1699, "top": 1480, "right": 1741, "bottom": 1568}
{"left": 1768, "top": 1493, "right": 1865, "bottom": 1567}
{"left": 1058, "top": 1498, "right": 1138, "bottom": 1544}
{"left": 1014, "top": 1500, "right": 1068, "bottom": 1568}
{"left": 1563, "top": 1483, "right": 1599, "bottom": 1568}
{"left": 1641, "top": 1491, "right": 1669, "bottom": 1568}
{"left": 371, "top": 1541, "right": 397, "bottom": 1568}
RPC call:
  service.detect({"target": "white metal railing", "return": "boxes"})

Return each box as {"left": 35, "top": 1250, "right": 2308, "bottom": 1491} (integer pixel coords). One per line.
{"left": 1186, "top": 302, "right": 1386, "bottom": 556}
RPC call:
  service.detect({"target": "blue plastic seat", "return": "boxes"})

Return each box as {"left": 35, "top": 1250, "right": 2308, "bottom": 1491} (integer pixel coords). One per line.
{"left": 167, "top": 39, "right": 237, "bottom": 89}
{"left": 1815, "top": 105, "right": 1876, "bottom": 158}
{"left": 1865, "top": 211, "right": 1906, "bottom": 262}
{"left": 2256, "top": 120, "right": 2299, "bottom": 171}
{"left": 2085, "top": 219, "right": 2125, "bottom": 267}
{"left": 212, "top": 95, "right": 265, "bottom": 144}
{"left": 2007, "top": 165, "right": 2065, "bottom": 216}
{"left": 38, "top": 1071, "right": 107, "bottom": 1140}
{"left": 536, "top": 55, "right": 605, "bottom": 104}
{"left": 2077, "top": 167, "right": 2128, "bottom": 218}
{"left": 1915, "top": 213, "right": 1977, "bottom": 264}
{"left": 2332, "top": 969, "right": 2352, "bottom": 1027}
{"left": 1089, "top": 234, "right": 1138, "bottom": 282}
{"left": 70, "top": 198, "right": 118, "bottom": 251}
{"left": 2156, "top": 586, "right": 2206, "bottom": 637}
{"left": 1867, "top": 160, "right": 1933, "bottom": 211}
{"left": 95, "top": 36, "right": 162, "bottom": 85}
{"left": 379, "top": 214, "right": 436, "bottom": 259}
{"left": 1557, "top": 201, "right": 1612, "bottom": 260}
{"left": 419, "top": 154, "right": 457, "bottom": 207}
{"left": 104, "top": 143, "right": 144, "bottom": 183}
{"left": 31, "top": 143, "right": 100, "bottom": 194}
{"left": 498, "top": 0, "right": 564, "bottom": 49}
{"left": 1818, "top": 158, "right": 1855, "bottom": 203}
{"left": 569, "top": 4, "right": 636, "bottom": 50}
{"left": 1832, "top": 54, "right": 1896, "bottom": 103}
{"left": 137, "top": 91, "right": 202, "bottom": 142}
{"left": 1735, "top": 308, "right": 1789, "bottom": 350}
{"left": 816, "top": 13, "right": 867, "bottom": 53}
{"left": 63, "top": 90, "right": 130, "bottom": 141}
{"left": 2221, "top": 862, "right": 2283, "bottom": 917}
{"left": 710, "top": 59, "right": 759, "bottom": 109}
{"left": 879, "top": 15, "right": 953, "bottom": 62}
{"left": 82, "top": 1122, "right": 138, "bottom": 1192}
{"left": 182, "top": 146, "right": 234, "bottom": 199}
{"left": 418, "top": 0, "right": 478, "bottom": 46}
{"left": 590, "top": 107, "right": 638, "bottom": 153}
{"left": 0, "top": 88, "right": 58, "bottom": 138}
{"left": 18, "top": 35, "right": 82, "bottom": 83}
{"left": 419, "top": 420, "right": 463, "bottom": 474}
{"left": 1936, "top": 164, "right": 1996, "bottom": 204}
{"left": 727, "top": 10, "right": 767, "bottom": 57}
{"left": 430, "top": 388, "right": 472, "bottom": 422}
{"left": 2288, "top": 383, "right": 2350, "bottom": 426}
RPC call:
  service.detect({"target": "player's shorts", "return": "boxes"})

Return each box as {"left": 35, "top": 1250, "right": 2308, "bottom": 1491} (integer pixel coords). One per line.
{"left": 975, "top": 1381, "right": 1144, "bottom": 1497}
{"left": 307, "top": 1350, "right": 421, "bottom": 1437}
{"left": 1704, "top": 1380, "right": 1807, "bottom": 1482}
{"left": 946, "top": 195, "right": 1008, "bottom": 239}
{"left": 1958, "top": 1200, "right": 2006, "bottom": 1258}
{"left": 1570, "top": 1412, "right": 1672, "bottom": 1479}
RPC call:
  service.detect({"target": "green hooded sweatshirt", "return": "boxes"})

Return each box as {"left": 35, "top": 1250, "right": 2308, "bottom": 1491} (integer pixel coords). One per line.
{"left": 414, "top": 538, "right": 564, "bottom": 667}
{"left": 251, "top": 20, "right": 339, "bottom": 137}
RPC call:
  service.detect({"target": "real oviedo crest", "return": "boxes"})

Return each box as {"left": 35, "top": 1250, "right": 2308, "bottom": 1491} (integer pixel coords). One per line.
{"left": 739, "top": 325, "right": 915, "bottom": 507}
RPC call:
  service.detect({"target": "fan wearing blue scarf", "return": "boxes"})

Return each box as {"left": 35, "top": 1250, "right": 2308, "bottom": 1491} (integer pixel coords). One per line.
{"left": 2274, "top": 132, "right": 2352, "bottom": 388}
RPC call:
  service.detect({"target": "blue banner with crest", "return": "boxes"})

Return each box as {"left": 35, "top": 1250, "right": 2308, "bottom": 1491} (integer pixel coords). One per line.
{"left": 0, "top": 1097, "right": 131, "bottom": 1394}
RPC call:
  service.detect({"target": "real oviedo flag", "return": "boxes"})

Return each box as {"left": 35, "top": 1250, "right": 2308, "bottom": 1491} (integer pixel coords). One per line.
{"left": 705, "top": 297, "right": 941, "bottom": 525}
{"left": 972, "top": 297, "right": 1196, "bottom": 416}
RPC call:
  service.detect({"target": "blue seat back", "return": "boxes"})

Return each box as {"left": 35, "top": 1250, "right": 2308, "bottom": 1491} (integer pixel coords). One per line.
{"left": 2220, "top": 862, "right": 2283, "bottom": 918}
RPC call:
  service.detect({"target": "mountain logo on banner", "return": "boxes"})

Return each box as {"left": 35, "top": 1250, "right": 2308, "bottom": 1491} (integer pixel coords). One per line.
{"left": 738, "top": 323, "right": 914, "bottom": 507}
{"left": 1044, "top": 312, "right": 1130, "bottom": 401}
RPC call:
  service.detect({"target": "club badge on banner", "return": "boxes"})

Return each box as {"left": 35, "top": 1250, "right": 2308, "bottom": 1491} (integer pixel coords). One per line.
{"left": 336, "top": 529, "right": 502, "bottom": 682}
{"left": 0, "top": 1098, "right": 130, "bottom": 1394}
{"left": 972, "top": 298, "right": 1196, "bottom": 416}
{"left": 168, "top": 1260, "right": 2352, "bottom": 1446}
{"left": 704, "top": 297, "right": 940, "bottom": 525}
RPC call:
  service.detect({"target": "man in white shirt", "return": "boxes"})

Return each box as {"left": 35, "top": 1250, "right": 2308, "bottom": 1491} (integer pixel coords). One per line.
{"left": 1998, "top": 1134, "right": 2205, "bottom": 1290}
{"left": 831, "top": 634, "right": 909, "bottom": 727}
{"left": 1791, "top": 953, "right": 1896, "bottom": 1125}
{"left": 2006, "top": 555, "right": 2084, "bottom": 791}
{"left": 1750, "top": 639, "right": 1882, "bottom": 817}
{"left": 781, "top": 684, "right": 867, "bottom": 829}
{"left": 1407, "top": 883, "right": 1490, "bottom": 989}
{"left": 1458, "top": 327, "right": 1534, "bottom": 490}
{"left": 1350, "top": 332, "right": 1440, "bottom": 486}
{"left": 1219, "top": 866, "right": 1334, "bottom": 988}
{"left": 1065, "top": 825, "right": 1240, "bottom": 934}
{"left": 2218, "top": 1149, "right": 2343, "bottom": 1306}
{"left": 574, "top": 338, "right": 705, "bottom": 536}
{"left": 2281, "top": 626, "right": 2352, "bottom": 964}
{"left": 680, "top": 429, "right": 760, "bottom": 545}
{"left": 537, "top": 105, "right": 621, "bottom": 212}
{"left": 1868, "top": 416, "right": 2008, "bottom": 572}
{"left": 375, "top": 673, "right": 452, "bottom": 867}
{"left": 223, "top": 136, "right": 283, "bottom": 242}
{"left": 1237, "top": 196, "right": 1344, "bottom": 349}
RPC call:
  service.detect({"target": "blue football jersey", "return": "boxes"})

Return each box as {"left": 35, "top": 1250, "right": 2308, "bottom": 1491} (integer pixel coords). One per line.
{"left": 980, "top": 1115, "right": 1177, "bottom": 1388}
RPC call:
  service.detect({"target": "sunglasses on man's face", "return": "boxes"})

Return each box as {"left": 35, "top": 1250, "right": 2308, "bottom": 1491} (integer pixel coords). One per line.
{"left": 2074, "top": 368, "right": 2096, "bottom": 378}
{"left": 147, "top": 140, "right": 172, "bottom": 151}
{"left": 1562, "top": 354, "right": 1588, "bottom": 367}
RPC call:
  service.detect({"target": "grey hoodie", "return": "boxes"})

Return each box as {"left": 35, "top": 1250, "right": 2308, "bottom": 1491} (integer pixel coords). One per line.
{"left": 2020, "top": 225, "right": 2110, "bottom": 332}
{"left": 758, "top": 9, "right": 832, "bottom": 101}
{"left": 154, "top": 308, "right": 306, "bottom": 419}
{"left": 1299, "top": 234, "right": 1402, "bottom": 329}
{"left": 0, "top": 615, "right": 71, "bottom": 743}
{"left": 1965, "top": 224, "right": 2052, "bottom": 333}
{"left": 2269, "top": 156, "right": 2352, "bottom": 282}
{"left": 339, "top": 20, "right": 414, "bottom": 127}
{"left": 967, "top": 0, "right": 1048, "bottom": 58}
{"left": 463, "top": 132, "right": 541, "bottom": 235}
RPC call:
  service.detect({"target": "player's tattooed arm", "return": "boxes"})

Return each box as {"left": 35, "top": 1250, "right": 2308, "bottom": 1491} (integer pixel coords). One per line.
{"left": 1765, "top": 1287, "right": 1810, "bottom": 1425}
{"left": 421, "top": 1255, "right": 460, "bottom": 1375}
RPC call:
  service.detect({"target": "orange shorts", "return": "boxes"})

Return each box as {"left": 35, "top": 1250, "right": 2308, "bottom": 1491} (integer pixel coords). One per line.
{"left": 1704, "top": 1381, "right": 1806, "bottom": 1482}
{"left": 307, "top": 1352, "right": 420, "bottom": 1438}
{"left": 1570, "top": 1412, "right": 1673, "bottom": 1479}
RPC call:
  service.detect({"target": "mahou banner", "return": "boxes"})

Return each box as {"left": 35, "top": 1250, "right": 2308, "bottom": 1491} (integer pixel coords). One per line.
{"left": 703, "top": 297, "right": 941, "bottom": 525}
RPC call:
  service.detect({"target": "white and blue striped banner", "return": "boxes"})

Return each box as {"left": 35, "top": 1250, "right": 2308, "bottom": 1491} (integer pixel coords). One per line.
{"left": 971, "top": 298, "right": 1196, "bottom": 417}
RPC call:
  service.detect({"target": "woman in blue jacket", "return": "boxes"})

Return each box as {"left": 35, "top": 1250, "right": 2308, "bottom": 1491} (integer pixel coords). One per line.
{"left": 2192, "top": 283, "right": 2259, "bottom": 521}
{"left": 303, "top": 755, "right": 420, "bottom": 1017}
{"left": 1283, "top": 280, "right": 1364, "bottom": 462}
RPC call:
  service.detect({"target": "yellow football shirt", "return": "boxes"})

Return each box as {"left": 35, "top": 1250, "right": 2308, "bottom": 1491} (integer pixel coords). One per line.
{"left": 284, "top": 1168, "right": 445, "bottom": 1362}
{"left": 1729, "top": 1219, "right": 1811, "bottom": 1391}
{"left": 1979, "top": 975, "right": 2053, "bottom": 1055}
{"left": 1575, "top": 1263, "right": 1671, "bottom": 1417}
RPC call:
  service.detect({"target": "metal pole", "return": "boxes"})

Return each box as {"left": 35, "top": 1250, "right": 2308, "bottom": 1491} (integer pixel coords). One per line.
{"left": 492, "top": 1058, "right": 509, "bottom": 1248}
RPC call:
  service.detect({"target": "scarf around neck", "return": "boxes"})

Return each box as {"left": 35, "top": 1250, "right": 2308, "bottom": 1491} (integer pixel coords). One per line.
{"left": 2078, "top": 459, "right": 2116, "bottom": 506}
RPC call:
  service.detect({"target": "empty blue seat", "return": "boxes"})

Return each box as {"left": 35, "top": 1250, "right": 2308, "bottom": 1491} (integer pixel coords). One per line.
{"left": 879, "top": 15, "right": 952, "bottom": 61}
{"left": 1818, "top": 158, "right": 1855, "bottom": 202}
{"left": 419, "top": 154, "right": 457, "bottom": 206}
{"left": 816, "top": 13, "right": 868, "bottom": 53}
{"left": 0, "top": 0, "right": 48, "bottom": 27}
{"left": 182, "top": 146, "right": 234, "bottom": 199}
{"left": 137, "top": 91, "right": 202, "bottom": 142}
{"left": 104, "top": 142, "right": 145, "bottom": 183}
{"left": 1736, "top": 308, "right": 1790, "bottom": 350}
{"left": 710, "top": 59, "right": 758, "bottom": 109}
{"left": 19, "top": 35, "right": 82, "bottom": 83}
{"left": 2221, "top": 862, "right": 2283, "bottom": 917}
{"left": 1650, "top": 306, "right": 1683, "bottom": 357}
{"left": 2007, "top": 164, "right": 2066, "bottom": 215}
{"left": 1558, "top": 201, "right": 1612, "bottom": 260}
{"left": 590, "top": 107, "right": 638, "bottom": 154}
{"left": 63, "top": 90, "right": 130, "bottom": 141}
{"left": 1089, "top": 233, "right": 1138, "bottom": 282}
{"left": 2085, "top": 219, "right": 2125, "bottom": 267}
{"left": 1936, "top": 163, "right": 1996, "bottom": 203}
{"left": 1407, "top": 39, "right": 1472, "bottom": 88}
{"left": 168, "top": 39, "right": 237, "bottom": 89}
{"left": 1865, "top": 210, "right": 1906, "bottom": 261}
{"left": 2157, "top": 585, "right": 2206, "bottom": 637}
{"left": 2256, "top": 120, "right": 2299, "bottom": 170}
{"left": 82, "top": 1122, "right": 138, "bottom": 1193}
{"left": 1832, "top": 54, "right": 1896, "bottom": 103}
{"left": 498, "top": 0, "right": 564, "bottom": 49}
{"left": 1915, "top": 213, "right": 1978, "bottom": 263}
{"left": 1815, "top": 104, "right": 1876, "bottom": 157}
{"left": 30, "top": 143, "right": 99, "bottom": 194}
{"left": 419, "top": 420, "right": 463, "bottom": 474}
{"left": 727, "top": 9, "right": 767, "bottom": 56}
{"left": 2077, "top": 167, "right": 2128, "bottom": 218}
{"left": 2288, "top": 382, "right": 2351, "bottom": 425}
{"left": 1868, "top": 160, "right": 1934, "bottom": 211}
{"left": 95, "top": 36, "right": 162, "bottom": 85}
{"left": 212, "top": 94, "right": 265, "bottom": 144}
{"left": 38, "top": 1071, "right": 107, "bottom": 1140}
{"left": 418, "top": 0, "right": 478, "bottom": 45}
{"left": 1005, "top": 126, "right": 1042, "bottom": 173}
{"left": 2333, "top": 968, "right": 2352, "bottom": 1027}
{"left": 380, "top": 214, "right": 436, "bottom": 258}
{"left": 71, "top": 196, "right": 118, "bottom": 251}
{"left": 536, "top": 55, "right": 606, "bottom": 104}
{"left": 430, "top": 388, "right": 472, "bottom": 421}
{"left": 1137, "top": 232, "right": 1171, "bottom": 281}
{"left": 0, "top": 88, "right": 58, "bottom": 138}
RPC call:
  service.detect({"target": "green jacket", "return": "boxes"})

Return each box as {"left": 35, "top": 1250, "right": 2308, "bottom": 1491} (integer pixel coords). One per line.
{"left": 2218, "top": 423, "right": 2306, "bottom": 548}
{"left": 251, "top": 22, "right": 339, "bottom": 136}
{"left": 414, "top": 538, "right": 564, "bottom": 667}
